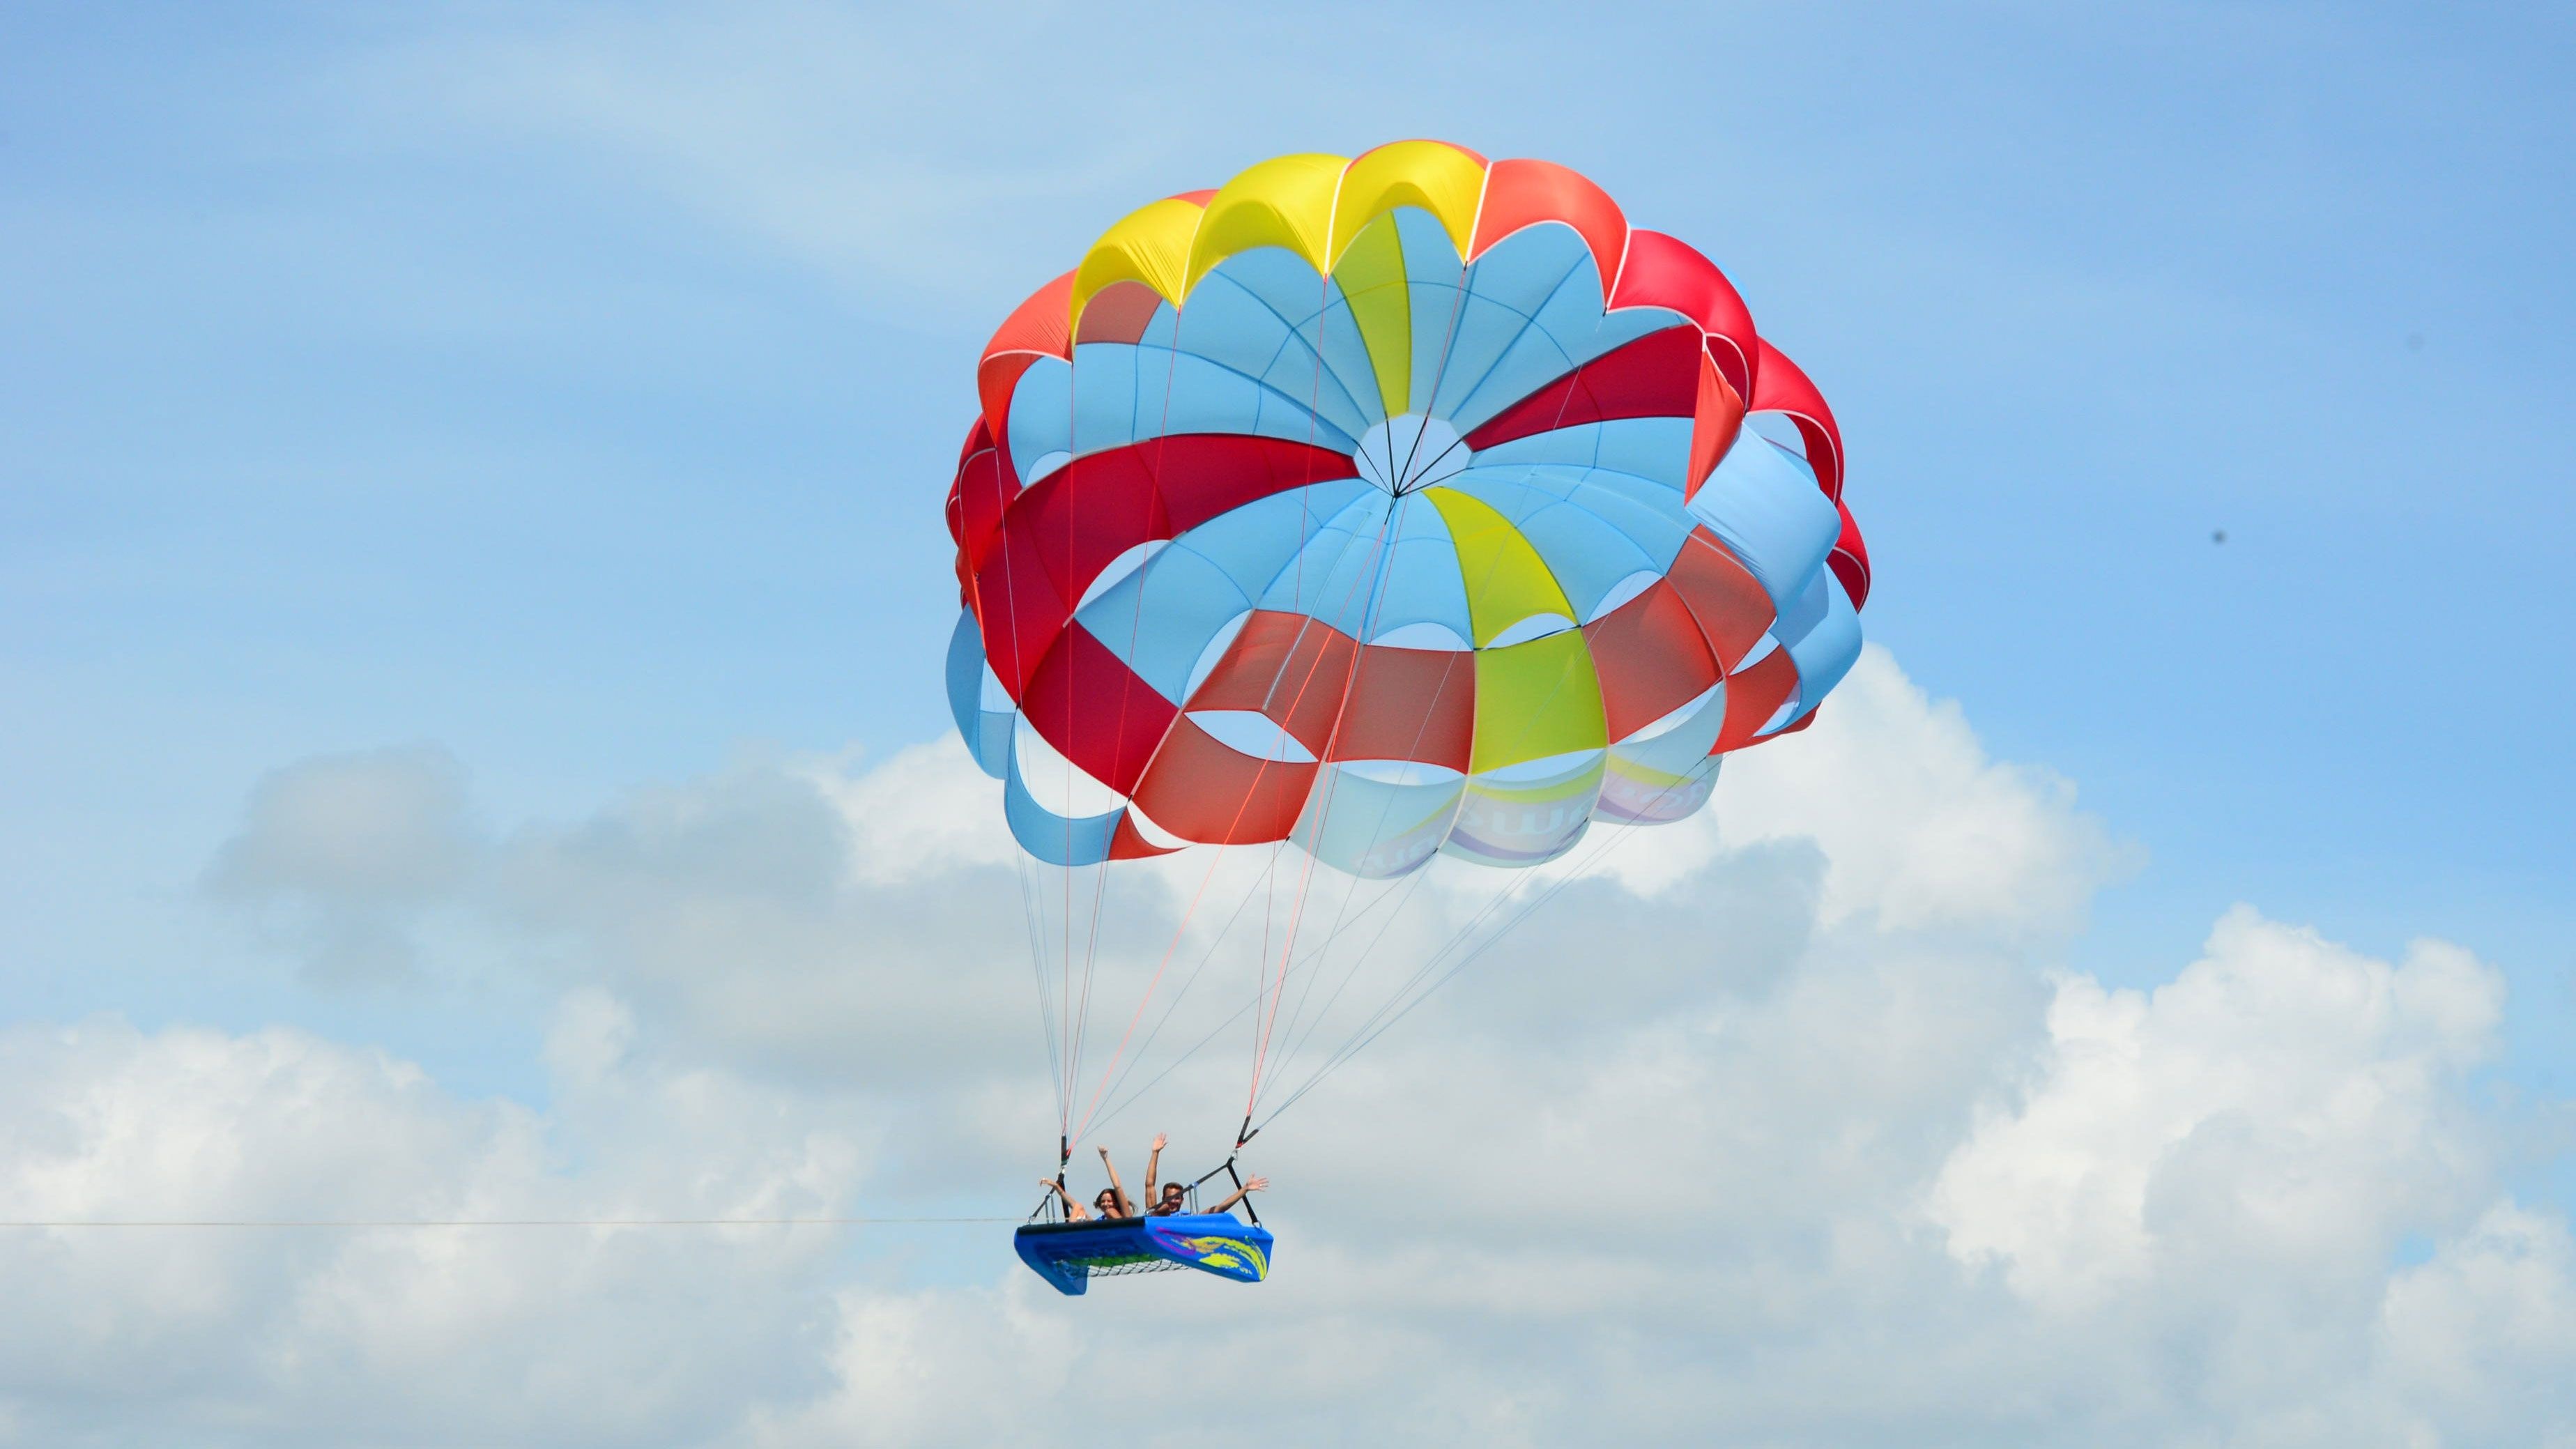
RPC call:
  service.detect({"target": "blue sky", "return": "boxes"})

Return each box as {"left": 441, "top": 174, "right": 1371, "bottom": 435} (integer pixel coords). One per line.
{"left": 10, "top": 0, "right": 2569, "bottom": 1081}
{"left": 3, "top": 6, "right": 2573, "bottom": 1442}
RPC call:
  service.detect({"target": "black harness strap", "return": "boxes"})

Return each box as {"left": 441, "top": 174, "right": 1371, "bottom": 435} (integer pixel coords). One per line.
{"left": 1174, "top": 1118, "right": 1266, "bottom": 1223}
{"left": 1226, "top": 1159, "right": 1259, "bottom": 1225}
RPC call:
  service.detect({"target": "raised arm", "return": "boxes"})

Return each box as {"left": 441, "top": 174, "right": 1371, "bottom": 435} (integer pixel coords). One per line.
{"left": 1096, "top": 1146, "right": 1132, "bottom": 1217}
{"left": 1142, "top": 1133, "right": 1167, "bottom": 1207}
{"left": 1039, "top": 1176, "right": 1089, "bottom": 1222}
{"left": 1208, "top": 1174, "right": 1268, "bottom": 1217}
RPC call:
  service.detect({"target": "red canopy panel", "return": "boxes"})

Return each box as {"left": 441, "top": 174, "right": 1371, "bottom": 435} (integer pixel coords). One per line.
{"left": 1019, "top": 623, "right": 1179, "bottom": 795}
{"left": 1749, "top": 339, "right": 1844, "bottom": 499}
{"left": 971, "top": 520, "right": 1072, "bottom": 700}
{"left": 1712, "top": 648, "right": 1799, "bottom": 755}
{"left": 1608, "top": 228, "right": 1758, "bottom": 403}
{"left": 1462, "top": 324, "right": 1705, "bottom": 452}
{"left": 1584, "top": 581, "right": 1722, "bottom": 742}
{"left": 1130, "top": 719, "right": 1317, "bottom": 845}
{"left": 1468, "top": 157, "right": 1629, "bottom": 302}
{"left": 978, "top": 270, "right": 1075, "bottom": 442}
{"left": 1664, "top": 530, "right": 1777, "bottom": 675}
{"left": 1186, "top": 610, "right": 1360, "bottom": 757}
{"left": 1326, "top": 644, "right": 1475, "bottom": 770}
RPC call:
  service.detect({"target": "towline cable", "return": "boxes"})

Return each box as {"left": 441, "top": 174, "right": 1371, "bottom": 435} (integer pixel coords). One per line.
{"left": 0, "top": 1216, "right": 1018, "bottom": 1229}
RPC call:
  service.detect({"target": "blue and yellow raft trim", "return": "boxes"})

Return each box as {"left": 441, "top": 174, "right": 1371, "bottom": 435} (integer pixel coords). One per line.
{"left": 1014, "top": 1213, "right": 1274, "bottom": 1296}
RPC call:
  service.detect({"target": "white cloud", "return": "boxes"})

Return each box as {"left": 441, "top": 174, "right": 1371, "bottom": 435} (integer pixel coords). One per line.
{"left": 206, "top": 746, "right": 478, "bottom": 907}
{"left": 0, "top": 1005, "right": 871, "bottom": 1447}
{"left": 205, "top": 746, "right": 480, "bottom": 983}
{"left": 798, "top": 741, "right": 1020, "bottom": 885}
{"left": 79, "top": 652, "right": 2576, "bottom": 1443}
{"left": 1928, "top": 907, "right": 2502, "bottom": 1309}
{"left": 1604, "top": 647, "right": 2134, "bottom": 940}
{"left": 2382, "top": 1202, "right": 2576, "bottom": 1443}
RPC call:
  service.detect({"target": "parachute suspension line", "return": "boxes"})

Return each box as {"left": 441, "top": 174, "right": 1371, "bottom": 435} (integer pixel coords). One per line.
{"left": 1082, "top": 845, "right": 1420, "bottom": 1142}
{"left": 1040, "top": 1131, "right": 1071, "bottom": 1224}
{"left": 1255, "top": 838, "right": 1277, "bottom": 1082}
{"left": 1057, "top": 870, "right": 1071, "bottom": 1122}
{"left": 1244, "top": 490, "right": 1409, "bottom": 1118}
{"left": 1241, "top": 256, "right": 1347, "bottom": 1109}
{"left": 1059, "top": 881, "right": 1077, "bottom": 1128}
{"left": 1064, "top": 832, "right": 1270, "bottom": 1149}
{"left": 1244, "top": 229, "right": 1632, "bottom": 1115}
{"left": 1066, "top": 491, "right": 1394, "bottom": 1140}
{"left": 1066, "top": 565, "right": 1376, "bottom": 1147}
{"left": 1256, "top": 455, "right": 1610, "bottom": 1099}
{"left": 1254, "top": 764, "right": 1715, "bottom": 1132}
{"left": 1063, "top": 864, "right": 1114, "bottom": 1132}
{"left": 1058, "top": 328, "right": 1084, "bottom": 1139}
{"left": 1082, "top": 850, "right": 1425, "bottom": 1140}
{"left": 1255, "top": 868, "right": 1588, "bottom": 1129}
{"left": 1014, "top": 848, "right": 1066, "bottom": 1129}
{"left": 1251, "top": 264, "right": 1719, "bottom": 1124}
{"left": 1241, "top": 478, "right": 1420, "bottom": 1105}
{"left": 1084, "top": 817, "right": 1429, "bottom": 1145}
{"left": 1251, "top": 224, "right": 1627, "bottom": 1114}
{"left": 1080, "top": 845, "right": 1285, "bottom": 1133}
{"left": 1066, "top": 298, "right": 1197, "bottom": 1128}
{"left": 986, "top": 369, "right": 1072, "bottom": 1138}
{"left": 1254, "top": 868, "right": 1397, "bottom": 1102}
{"left": 1076, "top": 507, "right": 1422, "bottom": 1140}
{"left": 1252, "top": 665, "right": 1463, "bottom": 1093}
{"left": 1251, "top": 847, "right": 1416, "bottom": 1107}
{"left": 1264, "top": 806, "right": 1597, "bottom": 1122}
{"left": 1064, "top": 271, "right": 1363, "bottom": 1148}
{"left": 1277, "top": 758, "right": 1711, "bottom": 1128}
{"left": 1259, "top": 862, "right": 1436, "bottom": 1103}
{"left": 1255, "top": 633, "right": 1473, "bottom": 1103}
{"left": 1064, "top": 476, "right": 1400, "bottom": 1146}
{"left": 1251, "top": 470, "right": 1625, "bottom": 1095}
{"left": 1244, "top": 226, "right": 1483, "bottom": 1121}
{"left": 1250, "top": 243, "right": 1484, "bottom": 1103}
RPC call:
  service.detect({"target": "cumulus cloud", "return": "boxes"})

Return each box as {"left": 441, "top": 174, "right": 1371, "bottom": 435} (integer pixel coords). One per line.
{"left": 1604, "top": 647, "right": 2136, "bottom": 938}
{"left": 205, "top": 746, "right": 480, "bottom": 983}
{"left": 0, "top": 1003, "right": 871, "bottom": 1447}
{"left": 51, "top": 652, "right": 2576, "bottom": 1444}
{"left": 2381, "top": 1203, "right": 2576, "bottom": 1443}
{"left": 1930, "top": 908, "right": 2504, "bottom": 1308}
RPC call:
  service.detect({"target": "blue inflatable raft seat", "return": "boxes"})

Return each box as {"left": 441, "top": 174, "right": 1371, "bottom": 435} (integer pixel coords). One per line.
{"left": 1014, "top": 1213, "right": 1275, "bottom": 1297}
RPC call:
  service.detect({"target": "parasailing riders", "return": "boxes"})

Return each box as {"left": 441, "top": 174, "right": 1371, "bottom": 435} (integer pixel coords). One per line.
{"left": 1037, "top": 1133, "right": 1267, "bottom": 1223}
{"left": 1015, "top": 1129, "right": 1275, "bottom": 1296}
{"left": 945, "top": 140, "right": 1869, "bottom": 1296}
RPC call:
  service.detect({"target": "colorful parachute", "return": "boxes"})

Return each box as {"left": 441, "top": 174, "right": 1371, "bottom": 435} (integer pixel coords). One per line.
{"left": 944, "top": 141, "right": 1868, "bottom": 877}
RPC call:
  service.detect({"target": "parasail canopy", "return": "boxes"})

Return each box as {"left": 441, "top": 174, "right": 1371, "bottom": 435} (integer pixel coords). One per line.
{"left": 945, "top": 141, "right": 1866, "bottom": 882}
